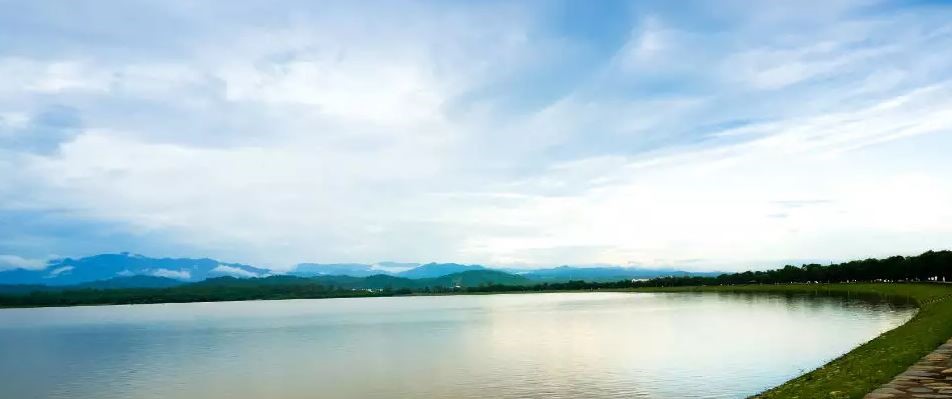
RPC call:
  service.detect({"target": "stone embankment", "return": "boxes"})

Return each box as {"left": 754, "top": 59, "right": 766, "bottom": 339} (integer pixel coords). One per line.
{"left": 865, "top": 338, "right": 952, "bottom": 398}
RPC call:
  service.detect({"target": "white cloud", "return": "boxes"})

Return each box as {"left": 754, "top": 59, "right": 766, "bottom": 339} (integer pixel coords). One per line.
{"left": 0, "top": 112, "right": 30, "bottom": 130}
{"left": 620, "top": 17, "right": 670, "bottom": 66}
{"left": 370, "top": 263, "right": 417, "bottom": 274}
{"left": 0, "top": 58, "right": 112, "bottom": 94}
{"left": 0, "top": 254, "right": 48, "bottom": 271}
{"left": 46, "top": 266, "right": 73, "bottom": 277}
{"left": 211, "top": 264, "right": 261, "bottom": 278}
{"left": 150, "top": 268, "right": 192, "bottom": 280}
{"left": 727, "top": 41, "right": 892, "bottom": 90}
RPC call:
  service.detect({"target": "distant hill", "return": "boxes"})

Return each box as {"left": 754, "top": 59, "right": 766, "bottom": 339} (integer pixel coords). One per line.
{"left": 193, "top": 275, "right": 319, "bottom": 287}
{"left": 290, "top": 263, "right": 382, "bottom": 277}
{"left": 397, "top": 263, "right": 486, "bottom": 279}
{"left": 0, "top": 284, "right": 56, "bottom": 295}
{"left": 186, "top": 269, "right": 529, "bottom": 291}
{"left": 424, "top": 269, "right": 529, "bottom": 287}
{"left": 358, "top": 274, "right": 417, "bottom": 289}
{"left": 310, "top": 270, "right": 529, "bottom": 289}
{"left": 0, "top": 253, "right": 269, "bottom": 285}
{"left": 76, "top": 275, "right": 186, "bottom": 289}
{"left": 517, "top": 266, "right": 723, "bottom": 282}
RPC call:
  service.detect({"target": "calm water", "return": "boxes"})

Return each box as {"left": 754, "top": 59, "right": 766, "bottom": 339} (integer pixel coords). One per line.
{"left": 0, "top": 292, "right": 915, "bottom": 399}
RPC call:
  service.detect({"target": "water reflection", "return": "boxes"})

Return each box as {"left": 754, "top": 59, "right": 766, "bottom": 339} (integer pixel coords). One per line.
{"left": 0, "top": 292, "right": 916, "bottom": 399}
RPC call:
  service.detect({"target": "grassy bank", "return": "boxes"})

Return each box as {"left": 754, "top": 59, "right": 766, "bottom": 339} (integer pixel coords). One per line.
{"left": 633, "top": 283, "right": 952, "bottom": 399}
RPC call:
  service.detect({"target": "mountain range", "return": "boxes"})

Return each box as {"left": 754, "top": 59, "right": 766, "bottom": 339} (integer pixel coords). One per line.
{"left": 0, "top": 253, "right": 722, "bottom": 289}
{"left": 0, "top": 253, "right": 268, "bottom": 286}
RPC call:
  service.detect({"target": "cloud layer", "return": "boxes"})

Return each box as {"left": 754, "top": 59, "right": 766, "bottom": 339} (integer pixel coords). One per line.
{"left": 2, "top": 0, "right": 951, "bottom": 271}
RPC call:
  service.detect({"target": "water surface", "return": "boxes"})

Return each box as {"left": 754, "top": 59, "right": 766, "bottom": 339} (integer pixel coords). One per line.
{"left": 0, "top": 292, "right": 916, "bottom": 399}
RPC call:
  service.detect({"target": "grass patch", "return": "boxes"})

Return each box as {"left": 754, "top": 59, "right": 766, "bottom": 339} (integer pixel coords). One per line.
{"left": 632, "top": 283, "right": 952, "bottom": 399}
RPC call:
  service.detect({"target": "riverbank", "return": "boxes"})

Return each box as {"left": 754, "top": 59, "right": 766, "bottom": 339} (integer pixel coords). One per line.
{"left": 632, "top": 284, "right": 952, "bottom": 399}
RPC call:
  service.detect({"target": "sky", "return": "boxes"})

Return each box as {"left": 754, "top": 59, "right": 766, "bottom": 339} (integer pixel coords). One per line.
{"left": 1, "top": 0, "right": 951, "bottom": 272}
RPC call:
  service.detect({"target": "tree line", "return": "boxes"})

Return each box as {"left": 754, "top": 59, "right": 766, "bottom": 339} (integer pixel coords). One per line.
{"left": 637, "top": 250, "right": 952, "bottom": 287}
{"left": 459, "top": 250, "right": 952, "bottom": 292}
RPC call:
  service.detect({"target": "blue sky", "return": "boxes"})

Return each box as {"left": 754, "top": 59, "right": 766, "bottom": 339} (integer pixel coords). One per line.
{"left": 1, "top": 0, "right": 951, "bottom": 271}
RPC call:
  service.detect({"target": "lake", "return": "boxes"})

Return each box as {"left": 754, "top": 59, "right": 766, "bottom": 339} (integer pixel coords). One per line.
{"left": 0, "top": 292, "right": 916, "bottom": 399}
